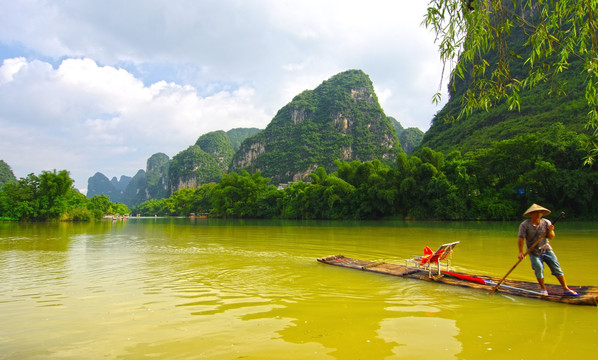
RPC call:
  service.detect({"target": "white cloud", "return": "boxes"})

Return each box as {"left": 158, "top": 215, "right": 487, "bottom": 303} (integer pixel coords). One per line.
{"left": 0, "top": 0, "right": 448, "bottom": 191}
{"left": 0, "top": 57, "right": 270, "bottom": 189}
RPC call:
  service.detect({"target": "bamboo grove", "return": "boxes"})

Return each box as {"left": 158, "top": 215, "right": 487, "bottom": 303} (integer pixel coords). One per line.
{"left": 133, "top": 123, "right": 597, "bottom": 220}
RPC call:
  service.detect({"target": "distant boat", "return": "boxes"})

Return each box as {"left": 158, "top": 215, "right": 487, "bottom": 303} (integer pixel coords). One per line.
{"left": 189, "top": 213, "right": 208, "bottom": 218}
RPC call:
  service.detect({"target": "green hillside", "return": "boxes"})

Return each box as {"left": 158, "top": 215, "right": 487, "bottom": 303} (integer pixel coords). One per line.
{"left": 231, "top": 69, "right": 401, "bottom": 183}
{"left": 169, "top": 145, "right": 223, "bottom": 191}
{"left": 389, "top": 117, "right": 423, "bottom": 154}
{"left": 420, "top": 20, "right": 590, "bottom": 153}
{"left": 195, "top": 130, "right": 235, "bottom": 172}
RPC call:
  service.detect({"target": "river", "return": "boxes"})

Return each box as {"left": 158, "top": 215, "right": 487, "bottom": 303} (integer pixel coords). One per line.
{"left": 1, "top": 218, "right": 596, "bottom": 359}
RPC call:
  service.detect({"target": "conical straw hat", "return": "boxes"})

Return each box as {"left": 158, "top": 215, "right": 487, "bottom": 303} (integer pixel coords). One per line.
{"left": 523, "top": 203, "right": 551, "bottom": 217}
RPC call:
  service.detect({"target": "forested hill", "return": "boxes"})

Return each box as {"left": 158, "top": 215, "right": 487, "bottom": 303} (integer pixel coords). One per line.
{"left": 419, "top": 23, "right": 589, "bottom": 153}
{"left": 86, "top": 70, "right": 416, "bottom": 207}
{"left": 87, "top": 128, "right": 257, "bottom": 207}
{"left": 231, "top": 69, "right": 401, "bottom": 184}
{"left": 0, "top": 160, "right": 16, "bottom": 187}
{"left": 389, "top": 117, "right": 423, "bottom": 155}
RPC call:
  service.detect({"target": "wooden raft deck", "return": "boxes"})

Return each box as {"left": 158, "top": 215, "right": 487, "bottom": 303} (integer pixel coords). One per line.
{"left": 317, "top": 255, "right": 598, "bottom": 306}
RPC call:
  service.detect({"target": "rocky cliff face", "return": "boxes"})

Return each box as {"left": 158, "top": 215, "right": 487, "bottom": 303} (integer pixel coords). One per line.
{"left": 168, "top": 145, "right": 224, "bottom": 193}
{"left": 168, "top": 131, "right": 237, "bottom": 193}
{"left": 233, "top": 139, "right": 266, "bottom": 169}
{"left": 231, "top": 69, "right": 401, "bottom": 184}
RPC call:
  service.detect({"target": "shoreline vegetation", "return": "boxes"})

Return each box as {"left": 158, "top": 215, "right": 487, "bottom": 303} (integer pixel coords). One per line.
{"left": 1, "top": 124, "right": 597, "bottom": 222}
{"left": 132, "top": 124, "right": 597, "bottom": 221}
{"left": 0, "top": 169, "right": 129, "bottom": 222}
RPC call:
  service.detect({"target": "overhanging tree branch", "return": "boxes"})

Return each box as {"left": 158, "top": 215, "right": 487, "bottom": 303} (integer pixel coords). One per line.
{"left": 425, "top": 0, "right": 598, "bottom": 164}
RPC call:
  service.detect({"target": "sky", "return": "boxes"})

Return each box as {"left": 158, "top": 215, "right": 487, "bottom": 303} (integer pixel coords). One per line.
{"left": 0, "top": 0, "right": 448, "bottom": 193}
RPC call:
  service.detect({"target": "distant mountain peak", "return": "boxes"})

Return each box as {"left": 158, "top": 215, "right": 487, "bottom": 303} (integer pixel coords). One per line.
{"left": 231, "top": 69, "right": 401, "bottom": 184}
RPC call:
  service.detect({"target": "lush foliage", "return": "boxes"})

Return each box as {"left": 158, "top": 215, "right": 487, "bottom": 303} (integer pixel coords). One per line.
{"left": 424, "top": 0, "right": 598, "bottom": 163}
{"left": 133, "top": 123, "right": 597, "bottom": 220}
{"left": 0, "top": 170, "right": 129, "bottom": 221}
{"left": 132, "top": 184, "right": 217, "bottom": 216}
{"left": 211, "top": 170, "right": 274, "bottom": 217}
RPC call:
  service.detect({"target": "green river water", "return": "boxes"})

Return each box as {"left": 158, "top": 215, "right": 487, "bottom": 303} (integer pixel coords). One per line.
{"left": 1, "top": 218, "right": 597, "bottom": 359}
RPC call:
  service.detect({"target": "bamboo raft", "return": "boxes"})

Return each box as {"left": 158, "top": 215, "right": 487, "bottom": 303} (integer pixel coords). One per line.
{"left": 317, "top": 255, "right": 598, "bottom": 306}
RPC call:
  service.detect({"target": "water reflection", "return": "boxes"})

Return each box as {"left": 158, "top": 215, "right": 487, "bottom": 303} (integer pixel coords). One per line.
{"left": 378, "top": 316, "right": 461, "bottom": 358}
{"left": 0, "top": 218, "right": 596, "bottom": 359}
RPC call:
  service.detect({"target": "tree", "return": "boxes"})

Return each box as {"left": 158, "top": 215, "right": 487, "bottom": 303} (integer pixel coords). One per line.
{"left": 36, "top": 170, "right": 74, "bottom": 220}
{"left": 192, "top": 183, "right": 217, "bottom": 214}
{"left": 211, "top": 170, "right": 271, "bottom": 217}
{"left": 88, "top": 194, "right": 112, "bottom": 214}
{"left": 0, "top": 176, "right": 37, "bottom": 220}
{"left": 425, "top": 0, "right": 598, "bottom": 163}
{"left": 0, "top": 169, "right": 132, "bottom": 221}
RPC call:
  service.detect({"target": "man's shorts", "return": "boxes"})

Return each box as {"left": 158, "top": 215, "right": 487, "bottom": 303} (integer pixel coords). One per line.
{"left": 529, "top": 250, "right": 564, "bottom": 279}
